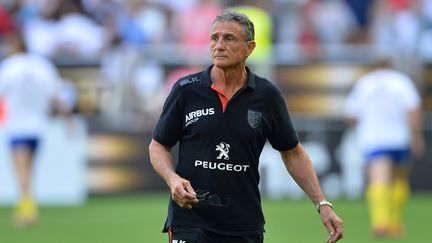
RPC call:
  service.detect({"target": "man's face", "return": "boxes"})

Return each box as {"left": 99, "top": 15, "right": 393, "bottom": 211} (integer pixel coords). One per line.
{"left": 210, "top": 21, "right": 255, "bottom": 69}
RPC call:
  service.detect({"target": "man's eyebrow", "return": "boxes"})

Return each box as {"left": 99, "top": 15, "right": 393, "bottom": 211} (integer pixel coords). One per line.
{"left": 211, "top": 32, "right": 236, "bottom": 38}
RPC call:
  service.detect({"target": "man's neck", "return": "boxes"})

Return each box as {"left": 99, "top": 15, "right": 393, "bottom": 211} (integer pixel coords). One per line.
{"left": 211, "top": 65, "right": 247, "bottom": 94}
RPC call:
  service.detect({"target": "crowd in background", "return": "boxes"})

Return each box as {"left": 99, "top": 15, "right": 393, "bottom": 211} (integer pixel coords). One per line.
{"left": 1, "top": 0, "right": 432, "bottom": 61}
{"left": 1, "top": 0, "right": 432, "bottom": 130}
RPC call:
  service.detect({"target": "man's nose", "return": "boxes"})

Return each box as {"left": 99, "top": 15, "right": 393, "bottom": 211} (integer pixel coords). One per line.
{"left": 214, "top": 39, "right": 225, "bottom": 50}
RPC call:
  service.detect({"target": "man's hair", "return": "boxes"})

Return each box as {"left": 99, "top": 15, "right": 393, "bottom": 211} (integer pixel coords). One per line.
{"left": 212, "top": 10, "right": 255, "bottom": 42}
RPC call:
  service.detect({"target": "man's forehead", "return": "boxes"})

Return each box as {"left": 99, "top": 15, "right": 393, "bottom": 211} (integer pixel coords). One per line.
{"left": 210, "top": 21, "right": 243, "bottom": 34}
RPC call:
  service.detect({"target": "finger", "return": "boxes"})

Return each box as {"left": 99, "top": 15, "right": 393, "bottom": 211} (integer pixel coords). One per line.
{"left": 174, "top": 193, "right": 196, "bottom": 206}
{"left": 179, "top": 190, "right": 198, "bottom": 203}
{"left": 176, "top": 201, "right": 193, "bottom": 209}
{"left": 324, "top": 220, "right": 336, "bottom": 235}
{"left": 183, "top": 181, "right": 196, "bottom": 196}
{"left": 326, "top": 220, "right": 343, "bottom": 243}
{"left": 327, "top": 232, "right": 343, "bottom": 243}
{"left": 181, "top": 182, "right": 199, "bottom": 204}
{"left": 182, "top": 203, "right": 193, "bottom": 209}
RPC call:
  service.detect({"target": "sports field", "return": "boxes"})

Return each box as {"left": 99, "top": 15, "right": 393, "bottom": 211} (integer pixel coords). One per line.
{"left": 1, "top": 193, "right": 430, "bottom": 243}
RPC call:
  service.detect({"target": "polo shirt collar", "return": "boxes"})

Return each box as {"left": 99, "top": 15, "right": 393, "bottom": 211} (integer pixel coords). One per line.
{"left": 201, "top": 65, "right": 256, "bottom": 90}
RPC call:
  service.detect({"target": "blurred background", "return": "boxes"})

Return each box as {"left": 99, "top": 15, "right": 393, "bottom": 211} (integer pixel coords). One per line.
{"left": 0, "top": 0, "right": 431, "bottom": 242}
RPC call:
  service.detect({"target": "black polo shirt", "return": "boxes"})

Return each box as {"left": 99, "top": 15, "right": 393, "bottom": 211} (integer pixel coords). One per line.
{"left": 152, "top": 65, "right": 299, "bottom": 236}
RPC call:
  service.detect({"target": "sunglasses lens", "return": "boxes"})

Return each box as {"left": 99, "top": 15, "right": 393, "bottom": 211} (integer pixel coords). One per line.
{"left": 208, "top": 195, "right": 220, "bottom": 206}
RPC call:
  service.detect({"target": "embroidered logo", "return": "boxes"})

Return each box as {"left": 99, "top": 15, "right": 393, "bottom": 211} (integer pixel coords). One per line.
{"left": 216, "top": 142, "right": 230, "bottom": 160}
{"left": 247, "top": 110, "right": 262, "bottom": 128}
{"left": 180, "top": 76, "right": 199, "bottom": 86}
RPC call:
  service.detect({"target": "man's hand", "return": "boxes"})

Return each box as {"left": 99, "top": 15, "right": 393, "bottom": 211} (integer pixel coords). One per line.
{"left": 319, "top": 206, "right": 344, "bottom": 243}
{"left": 168, "top": 174, "right": 199, "bottom": 209}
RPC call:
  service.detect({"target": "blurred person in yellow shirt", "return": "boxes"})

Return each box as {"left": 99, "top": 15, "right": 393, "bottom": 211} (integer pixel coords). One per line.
{"left": 231, "top": 0, "right": 273, "bottom": 78}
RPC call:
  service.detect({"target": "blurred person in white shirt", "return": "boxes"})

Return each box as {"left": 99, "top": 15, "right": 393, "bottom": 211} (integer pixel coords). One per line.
{"left": 0, "top": 32, "right": 69, "bottom": 227}
{"left": 344, "top": 56, "right": 425, "bottom": 238}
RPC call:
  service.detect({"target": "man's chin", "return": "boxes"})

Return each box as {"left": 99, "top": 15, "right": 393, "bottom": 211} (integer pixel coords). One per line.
{"left": 213, "top": 62, "right": 232, "bottom": 69}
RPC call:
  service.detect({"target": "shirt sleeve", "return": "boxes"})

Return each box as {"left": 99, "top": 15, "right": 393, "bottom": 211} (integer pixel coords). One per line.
{"left": 399, "top": 76, "right": 421, "bottom": 110}
{"left": 267, "top": 86, "right": 299, "bottom": 151}
{"left": 152, "top": 83, "right": 183, "bottom": 147}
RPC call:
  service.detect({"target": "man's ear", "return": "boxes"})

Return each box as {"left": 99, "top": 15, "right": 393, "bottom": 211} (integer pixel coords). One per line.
{"left": 246, "top": 41, "right": 256, "bottom": 57}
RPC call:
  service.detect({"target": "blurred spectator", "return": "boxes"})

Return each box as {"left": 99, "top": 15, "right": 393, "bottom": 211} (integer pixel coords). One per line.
{"left": 232, "top": 0, "right": 272, "bottom": 61}
{"left": 116, "top": 0, "right": 168, "bottom": 45}
{"left": 345, "top": 0, "right": 373, "bottom": 43}
{"left": 232, "top": 0, "right": 273, "bottom": 77}
{"left": 81, "top": 0, "right": 121, "bottom": 24}
{"left": 418, "top": 0, "right": 432, "bottom": 61}
{"left": 0, "top": 3, "right": 15, "bottom": 37}
{"left": 295, "top": 0, "right": 356, "bottom": 58}
{"left": 370, "top": 0, "right": 421, "bottom": 60}
{"left": 20, "top": 0, "right": 107, "bottom": 60}
{"left": 271, "top": 0, "right": 302, "bottom": 45}
{"left": 344, "top": 56, "right": 425, "bottom": 238}
{"left": 172, "top": 0, "right": 223, "bottom": 59}
{"left": 310, "top": 0, "right": 356, "bottom": 44}
{"left": 421, "top": 0, "right": 432, "bottom": 25}
{"left": 0, "top": 32, "right": 71, "bottom": 227}
{"left": 54, "top": 0, "right": 107, "bottom": 60}
{"left": 298, "top": 0, "right": 320, "bottom": 59}
{"left": 20, "top": 0, "right": 60, "bottom": 57}
{"left": 160, "top": 0, "right": 198, "bottom": 13}
{"left": 418, "top": 28, "right": 432, "bottom": 62}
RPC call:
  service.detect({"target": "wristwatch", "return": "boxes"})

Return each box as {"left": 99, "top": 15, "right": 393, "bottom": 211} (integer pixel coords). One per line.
{"left": 316, "top": 200, "right": 333, "bottom": 213}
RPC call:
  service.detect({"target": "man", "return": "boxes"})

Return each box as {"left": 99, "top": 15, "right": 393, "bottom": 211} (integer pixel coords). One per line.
{"left": 0, "top": 32, "right": 67, "bottom": 227}
{"left": 149, "top": 10, "right": 343, "bottom": 243}
{"left": 345, "top": 56, "right": 425, "bottom": 238}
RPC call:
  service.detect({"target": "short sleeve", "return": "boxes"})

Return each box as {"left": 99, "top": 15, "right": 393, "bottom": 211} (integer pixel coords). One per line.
{"left": 267, "top": 87, "right": 299, "bottom": 151}
{"left": 398, "top": 76, "right": 420, "bottom": 110}
{"left": 152, "top": 83, "right": 183, "bottom": 147}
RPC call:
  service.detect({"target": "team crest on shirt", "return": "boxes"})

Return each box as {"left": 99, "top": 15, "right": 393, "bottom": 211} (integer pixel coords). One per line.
{"left": 216, "top": 142, "right": 230, "bottom": 160}
{"left": 247, "top": 110, "right": 262, "bottom": 128}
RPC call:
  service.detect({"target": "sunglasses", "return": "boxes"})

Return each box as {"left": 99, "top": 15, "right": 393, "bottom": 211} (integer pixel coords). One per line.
{"left": 195, "top": 189, "right": 231, "bottom": 207}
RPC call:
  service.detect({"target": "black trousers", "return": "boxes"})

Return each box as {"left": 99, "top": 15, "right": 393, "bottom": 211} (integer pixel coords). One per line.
{"left": 168, "top": 226, "right": 264, "bottom": 243}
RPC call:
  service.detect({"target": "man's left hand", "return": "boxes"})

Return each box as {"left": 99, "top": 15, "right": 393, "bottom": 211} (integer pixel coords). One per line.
{"left": 319, "top": 205, "right": 344, "bottom": 243}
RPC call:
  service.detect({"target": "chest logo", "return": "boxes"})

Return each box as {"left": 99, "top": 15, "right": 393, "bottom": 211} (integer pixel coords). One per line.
{"left": 216, "top": 142, "right": 230, "bottom": 160}
{"left": 247, "top": 110, "right": 262, "bottom": 128}
{"left": 185, "top": 108, "right": 215, "bottom": 127}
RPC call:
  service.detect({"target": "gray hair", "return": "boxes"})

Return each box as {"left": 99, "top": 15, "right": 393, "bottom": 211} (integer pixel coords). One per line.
{"left": 211, "top": 10, "right": 255, "bottom": 42}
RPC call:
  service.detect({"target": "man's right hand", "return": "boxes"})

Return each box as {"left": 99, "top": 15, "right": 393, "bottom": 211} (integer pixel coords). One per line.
{"left": 168, "top": 175, "right": 199, "bottom": 209}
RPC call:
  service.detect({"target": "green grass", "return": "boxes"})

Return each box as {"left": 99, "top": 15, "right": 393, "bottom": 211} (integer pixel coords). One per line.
{"left": 1, "top": 193, "right": 431, "bottom": 243}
